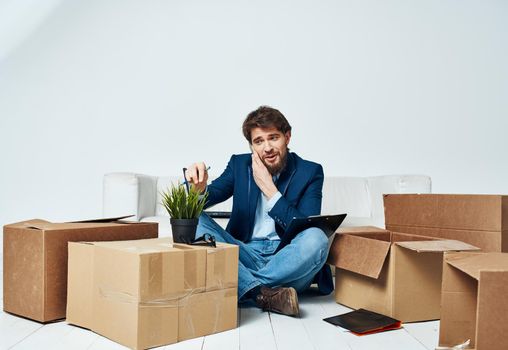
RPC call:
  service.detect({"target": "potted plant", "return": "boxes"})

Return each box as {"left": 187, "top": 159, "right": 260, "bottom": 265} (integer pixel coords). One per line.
{"left": 160, "top": 183, "right": 208, "bottom": 244}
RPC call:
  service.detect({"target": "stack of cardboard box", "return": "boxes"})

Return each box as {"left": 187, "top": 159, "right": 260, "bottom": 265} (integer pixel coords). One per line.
{"left": 2, "top": 218, "right": 158, "bottom": 322}
{"left": 5, "top": 194, "right": 508, "bottom": 349}
{"left": 385, "top": 194, "right": 508, "bottom": 348}
{"left": 328, "top": 194, "right": 508, "bottom": 349}
{"left": 66, "top": 237, "right": 239, "bottom": 349}
{"left": 3, "top": 218, "right": 239, "bottom": 350}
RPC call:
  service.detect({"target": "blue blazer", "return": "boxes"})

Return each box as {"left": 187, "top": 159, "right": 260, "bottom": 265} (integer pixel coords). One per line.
{"left": 205, "top": 152, "right": 333, "bottom": 295}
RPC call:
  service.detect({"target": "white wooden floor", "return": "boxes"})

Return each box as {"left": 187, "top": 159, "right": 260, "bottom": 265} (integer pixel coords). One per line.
{"left": 0, "top": 262, "right": 440, "bottom": 350}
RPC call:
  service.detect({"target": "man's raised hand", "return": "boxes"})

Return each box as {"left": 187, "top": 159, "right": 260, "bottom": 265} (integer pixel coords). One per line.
{"left": 185, "top": 162, "right": 209, "bottom": 193}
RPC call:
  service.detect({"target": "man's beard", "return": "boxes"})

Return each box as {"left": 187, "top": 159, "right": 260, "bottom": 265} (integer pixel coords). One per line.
{"left": 262, "top": 150, "right": 288, "bottom": 176}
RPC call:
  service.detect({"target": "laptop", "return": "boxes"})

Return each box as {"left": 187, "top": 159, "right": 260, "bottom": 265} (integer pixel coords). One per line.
{"left": 274, "top": 213, "right": 347, "bottom": 253}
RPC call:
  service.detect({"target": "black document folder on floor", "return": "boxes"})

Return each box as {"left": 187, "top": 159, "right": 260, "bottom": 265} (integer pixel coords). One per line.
{"left": 323, "top": 309, "right": 402, "bottom": 336}
{"left": 274, "top": 213, "right": 346, "bottom": 253}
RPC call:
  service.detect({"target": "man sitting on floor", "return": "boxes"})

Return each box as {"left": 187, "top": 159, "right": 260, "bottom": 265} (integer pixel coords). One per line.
{"left": 185, "top": 106, "right": 332, "bottom": 317}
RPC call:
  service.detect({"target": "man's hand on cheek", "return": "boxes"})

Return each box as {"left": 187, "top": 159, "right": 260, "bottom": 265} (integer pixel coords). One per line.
{"left": 252, "top": 151, "right": 269, "bottom": 178}
{"left": 252, "top": 151, "right": 278, "bottom": 199}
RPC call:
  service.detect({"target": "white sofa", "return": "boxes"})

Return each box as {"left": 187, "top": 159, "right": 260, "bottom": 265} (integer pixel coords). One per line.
{"left": 103, "top": 173, "right": 432, "bottom": 236}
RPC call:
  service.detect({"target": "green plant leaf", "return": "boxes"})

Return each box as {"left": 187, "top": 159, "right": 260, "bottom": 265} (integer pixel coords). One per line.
{"left": 160, "top": 183, "right": 209, "bottom": 219}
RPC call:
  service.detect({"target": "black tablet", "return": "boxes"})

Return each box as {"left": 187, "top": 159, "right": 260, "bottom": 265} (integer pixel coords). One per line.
{"left": 275, "top": 213, "right": 347, "bottom": 253}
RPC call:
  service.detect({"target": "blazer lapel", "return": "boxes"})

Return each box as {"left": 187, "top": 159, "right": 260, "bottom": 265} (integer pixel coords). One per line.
{"left": 247, "top": 165, "right": 260, "bottom": 234}
{"left": 276, "top": 152, "right": 297, "bottom": 196}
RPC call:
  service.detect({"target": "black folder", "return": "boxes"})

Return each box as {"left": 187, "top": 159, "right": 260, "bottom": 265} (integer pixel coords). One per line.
{"left": 323, "top": 308, "right": 402, "bottom": 336}
{"left": 274, "top": 213, "right": 346, "bottom": 253}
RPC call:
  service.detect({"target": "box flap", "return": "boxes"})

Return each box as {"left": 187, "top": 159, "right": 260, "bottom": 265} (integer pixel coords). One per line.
{"left": 25, "top": 222, "right": 55, "bottom": 230}
{"left": 5, "top": 216, "right": 136, "bottom": 231}
{"left": 386, "top": 224, "right": 503, "bottom": 252}
{"left": 69, "top": 215, "right": 135, "bottom": 223}
{"left": 328, "top": 233, "right": 391, "bottom": 279}
{"left": 337, "top": 226, "right": 389, "bottom": 234}
{"left": 336, "top": 226, "right": 391, "bottom": 242}
{"left": 395, "top": 240, "right": 480, "bottom": 253}
{"left": 91, "top": 237, "right": 176, "bottom": 254}
{"left": 4, "top": 219, "right": 51, "bottom": 230}
{"left": 445, "top": 252, "right": 508, "bottom": 280}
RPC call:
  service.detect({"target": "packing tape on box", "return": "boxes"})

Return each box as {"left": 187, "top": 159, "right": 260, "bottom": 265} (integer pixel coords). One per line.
{"left": 98, "top": 287, "right": 203, "bottom": 307}
{"left": 209, "top": 249, "right": 225, "bottom": 288}
{"left": 178, "top": 288, "right": 237, "bottom": 339}
{"left": 173, "top": 243, "right": 238, "bottom": 291}
{"left": 207, "top": 247, "right": 237, "bottom": 290}
{"left": 177, "top": 286, "right": 236, "bottom": 307}
{"left": 143, "top": 247, "right": 206, "bottom": 300}
{"left": 183, "top": 248, "right": 202, "bottom": 291}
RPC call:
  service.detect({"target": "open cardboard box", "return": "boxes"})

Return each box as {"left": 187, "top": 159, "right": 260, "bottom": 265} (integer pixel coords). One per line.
{"left": 327, "top": 226, "right": 479, "bottom": 322}
{"left": 3, "top": 217, "right": 158, "bottom": 322}
{"left": 439, "top": 252, "right": 508, "bottom": 350}
{"left": 384, "top": 194, "right": 508, "bottom": 252}
{"left": 67, "top": 237, "right": 238, "bottom": 350}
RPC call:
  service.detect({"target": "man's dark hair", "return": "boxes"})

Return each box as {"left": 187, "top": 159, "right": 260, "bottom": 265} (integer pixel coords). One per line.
{"left": 242, "top": 106, "right": 292, "bottom": 143}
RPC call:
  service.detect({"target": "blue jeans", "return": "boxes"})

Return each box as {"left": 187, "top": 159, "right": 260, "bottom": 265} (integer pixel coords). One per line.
{"left": 196, "top": 213, "right": 329, "bottom": 301}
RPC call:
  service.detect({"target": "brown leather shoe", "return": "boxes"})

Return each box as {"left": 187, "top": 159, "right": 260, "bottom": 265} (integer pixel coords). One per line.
{"left": 255, "top": 286, "right": 300, "bottom": 317}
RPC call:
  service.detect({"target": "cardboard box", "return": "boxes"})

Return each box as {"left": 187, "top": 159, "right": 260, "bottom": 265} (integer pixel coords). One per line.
{"left": 384, "top": 194, "right": 508, "bottom": 252}
{"left": 327, "top": 226, "right": 478, "bottom": 322}
{"left": 440, "top": 252, "right": 508, "bottom": 349}
{"left": 67, "top": 237, "right": 238, "bottom": 349}
{"left": 3, "top": 218, "right": 158, "bottom": 322}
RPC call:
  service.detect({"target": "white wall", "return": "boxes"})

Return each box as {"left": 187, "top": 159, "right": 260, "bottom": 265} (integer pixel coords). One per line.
{"left": 1, "top": 0, "right": 507, "bottom": 226}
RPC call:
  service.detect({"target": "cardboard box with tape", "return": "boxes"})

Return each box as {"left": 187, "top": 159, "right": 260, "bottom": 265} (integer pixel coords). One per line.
{"left": 66, "top": 237, "right": 238, "bottom": 349}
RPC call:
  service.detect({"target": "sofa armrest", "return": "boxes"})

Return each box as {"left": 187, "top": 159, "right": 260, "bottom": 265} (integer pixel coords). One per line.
{"left": 103, "top": 172, "right": 157, "bottom": 221}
